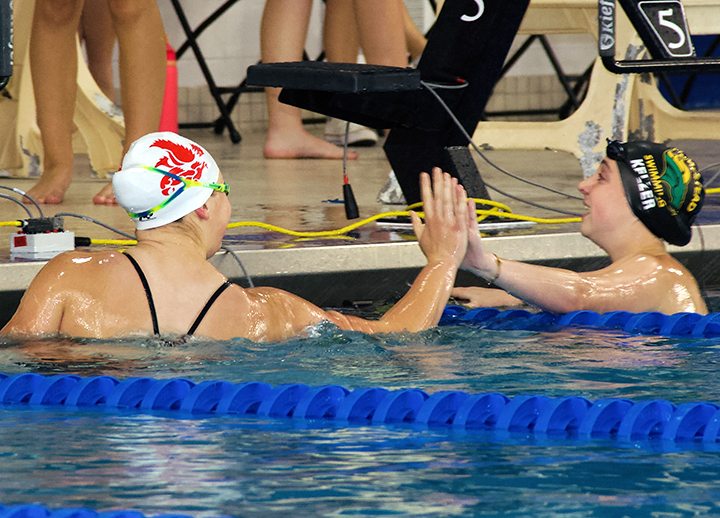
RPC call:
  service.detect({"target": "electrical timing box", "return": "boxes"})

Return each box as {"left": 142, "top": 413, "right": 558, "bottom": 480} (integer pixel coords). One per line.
{"left": 10, "top": 217, "right": 75, "bottom": 260}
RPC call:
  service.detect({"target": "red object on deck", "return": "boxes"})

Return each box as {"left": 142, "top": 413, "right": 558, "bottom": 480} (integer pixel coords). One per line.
{"left": 159, "top": 41, "right": 179, "bottom": 133}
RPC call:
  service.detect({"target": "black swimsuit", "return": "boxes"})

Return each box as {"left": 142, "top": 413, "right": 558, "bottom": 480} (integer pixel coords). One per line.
{"left": 124, "top": 253, "right": 232, "bottom": 335}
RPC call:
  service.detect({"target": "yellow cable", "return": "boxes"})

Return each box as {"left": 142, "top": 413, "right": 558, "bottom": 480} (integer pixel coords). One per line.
{"left": 226, "top": 206, "right": 579, "bottom": 238}
{"left": 407, "top": 198, "right": 513, "bottom": 213}
{"left": 1, "top": 195, "right": 580, "bottom": 245}
{"left": 227, "top": 211, "right": 412, "bottom": 237}
{"left": 707, "top": 187, "right": 720, "bottom": 194}
{"left": 90, "top": 239, "right": 137, "bottom": 246}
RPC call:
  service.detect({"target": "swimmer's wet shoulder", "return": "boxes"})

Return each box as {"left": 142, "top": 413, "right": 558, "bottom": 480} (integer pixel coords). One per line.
{"left": 1, "top": 250, "right": 144, "bottom": 337}
{"left": 579, "top": 253, "right": 706, "bottom": 315}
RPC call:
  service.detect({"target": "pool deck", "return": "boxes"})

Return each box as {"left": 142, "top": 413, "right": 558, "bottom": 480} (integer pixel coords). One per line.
{"left": 1, "top": 128, "right": 720, "bottom": 315}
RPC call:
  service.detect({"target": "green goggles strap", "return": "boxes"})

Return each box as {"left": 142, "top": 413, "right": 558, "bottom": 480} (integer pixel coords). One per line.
{"left": 127, "top": 167, "right": 228, "bottom": 221}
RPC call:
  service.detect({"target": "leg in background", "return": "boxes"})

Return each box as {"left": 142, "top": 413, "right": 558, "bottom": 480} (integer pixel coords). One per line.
{"left": 323, "top": 0, "right": 378, "bottom": 148}
{"left": 352, "top": 0, "right": 407, "bottom": 67}
{"left": 401, "top": 0, "right": 427, "bottom": 63}
{"left": 260, "top": 0, "right": 356, "bottom": 159}
{"left": 80, "top": 0, "right": 117, "bottom": 101}
{"left": 93, "top": 0, "right": 165, "bottom": 204}
{"left": 323, "top": 0, "right": 359, "bottom": 63}
{"left": 27, "top": 0, "right": 85, "bottom": 204}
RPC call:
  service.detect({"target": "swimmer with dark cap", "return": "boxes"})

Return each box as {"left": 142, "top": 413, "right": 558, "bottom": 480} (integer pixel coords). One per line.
{"left": 452, "top": 140, "right": 708, "bottom": 315}
{"left": 2, "top": 132, "right": 470, "bottom": 340}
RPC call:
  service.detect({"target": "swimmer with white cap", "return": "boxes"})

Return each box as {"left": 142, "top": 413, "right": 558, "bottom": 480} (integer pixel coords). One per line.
{"left": 2, "top": 132, "right": 470, "bottom": 340}
{"left": 452, "top": 140, "right": 708, "bottom": 315}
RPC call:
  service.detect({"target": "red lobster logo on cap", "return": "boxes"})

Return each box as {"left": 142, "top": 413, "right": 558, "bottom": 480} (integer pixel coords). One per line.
{"left": 150, "top": 138, "right": 208, "bottom": 195}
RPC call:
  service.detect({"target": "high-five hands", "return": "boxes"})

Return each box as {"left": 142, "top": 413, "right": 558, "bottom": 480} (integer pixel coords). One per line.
{"left": 459, "top": 197, "right": 490, "bottom": 274}
{"left": 410, "top": 167, "right": 469, "bottom": 270}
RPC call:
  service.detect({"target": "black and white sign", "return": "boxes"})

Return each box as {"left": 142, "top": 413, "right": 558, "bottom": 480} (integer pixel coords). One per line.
{"left": 638, "top": 1, "right": 694, "bottom": 57}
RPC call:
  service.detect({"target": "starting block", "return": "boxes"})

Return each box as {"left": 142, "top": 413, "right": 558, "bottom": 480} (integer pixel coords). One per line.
{"left": 247, "top": 0, "right": 531, "bottom": 205}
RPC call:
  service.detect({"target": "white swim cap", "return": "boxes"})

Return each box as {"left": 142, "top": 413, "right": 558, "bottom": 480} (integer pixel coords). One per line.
{"left": 113, "top": 132, "right": 222, "bottom": 230}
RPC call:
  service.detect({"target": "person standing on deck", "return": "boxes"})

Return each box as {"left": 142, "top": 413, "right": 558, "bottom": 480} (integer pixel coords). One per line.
{"left": 452, "top": 140, "right": 707, "bottom": 315}
{"left": 25, "top": 0, "right": 165, "bottom": 205}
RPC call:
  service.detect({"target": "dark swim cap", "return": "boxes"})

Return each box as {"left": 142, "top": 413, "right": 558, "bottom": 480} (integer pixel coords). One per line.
{"left": 607, "top": 140, "right": 704, "bottom": 246}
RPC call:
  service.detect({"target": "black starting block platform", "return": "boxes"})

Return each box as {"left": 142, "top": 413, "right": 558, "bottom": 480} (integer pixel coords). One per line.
{"left": 247, "top": 61, "right": 456, "bottom": 133}
{"left": 247, "top": 62, "right": 422, "bottom": 93}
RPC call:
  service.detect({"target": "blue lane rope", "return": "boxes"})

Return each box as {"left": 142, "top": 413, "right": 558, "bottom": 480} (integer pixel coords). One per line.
{"left": 439, "top": 305, "right": 720, "bottom": 337}
{"left": 3, "top": 307, "right": 720, "bottom": 517}
{"left": 0, "top": 505, "right": 206, "bottom": 518}
{"left": 0, "top": 370, "right": 720, "bottom": 446}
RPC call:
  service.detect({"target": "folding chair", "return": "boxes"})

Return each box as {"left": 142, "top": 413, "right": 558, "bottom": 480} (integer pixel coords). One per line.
{"left": 169, "top": 0, "right": 245, "bottom": 143}
{"left": 484, "top": 34, "right": 593, "bottom": 120}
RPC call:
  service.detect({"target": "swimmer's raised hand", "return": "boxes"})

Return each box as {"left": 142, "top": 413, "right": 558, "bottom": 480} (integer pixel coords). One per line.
{"left": 458, "top": 197, "right": 500, "bottom": 280}
{"left": 410, "top": 167, "right": 468, "bottom": 269}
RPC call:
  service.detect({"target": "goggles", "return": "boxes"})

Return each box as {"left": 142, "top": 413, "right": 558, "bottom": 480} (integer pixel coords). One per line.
{"left": 127, "top": 166, "right": 229, "bottom": 221}
{"left": 606, "top": 139, "right": 626, "bottom": 162}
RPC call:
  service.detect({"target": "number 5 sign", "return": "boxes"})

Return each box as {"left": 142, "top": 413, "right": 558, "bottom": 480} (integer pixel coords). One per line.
{"left": 638, "top": 1, "right": 694, "bottom": 57}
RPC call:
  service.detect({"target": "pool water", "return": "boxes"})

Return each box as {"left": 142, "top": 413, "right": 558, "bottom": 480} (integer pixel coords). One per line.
{"left": 1, "top": 322, "right": 720, "bottom": 516}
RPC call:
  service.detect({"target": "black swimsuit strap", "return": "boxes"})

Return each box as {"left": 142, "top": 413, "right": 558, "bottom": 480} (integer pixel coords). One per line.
{"left": 124, "top": 252, "right": 160, "bottom": 335}
{"left": 187, "top": 280, "right": 232, "bottom": 336}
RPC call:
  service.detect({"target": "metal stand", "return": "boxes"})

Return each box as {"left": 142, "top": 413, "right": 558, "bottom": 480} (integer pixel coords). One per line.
{"left": 0, "top": 0, "right": 11, "bottom": 91}
{"left": 169, "top": 0, "right": 243, "bottom": 143}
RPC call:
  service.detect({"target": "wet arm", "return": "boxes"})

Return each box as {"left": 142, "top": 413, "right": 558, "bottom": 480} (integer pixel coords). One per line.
{"left": 465, "top": 252, "right": 595, "bottom": 314}
{"left": 245, "top": 169, "right": 469, "bottom": 338}
{"left": 459, "top": 197, "right": 621, "bottom": 314}
{"left": 328, "top": 169, "right": 469, "bottom": 332}
{"left": 326, "top": 258, "right": 459, "bottom": 333}
{"left": 464, "top": 250, "right": 696, "bottom": 314}
{"left": 244, "top": 259, "right": 459, "bottom": 339}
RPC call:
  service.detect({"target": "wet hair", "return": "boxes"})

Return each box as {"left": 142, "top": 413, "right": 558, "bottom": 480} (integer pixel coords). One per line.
{"left": 607, "top": 140, "right": 704, "bottom": 246}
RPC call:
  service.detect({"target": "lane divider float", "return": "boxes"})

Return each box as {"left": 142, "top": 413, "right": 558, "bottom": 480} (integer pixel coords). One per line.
{"left": 0, "top": 372, "right": 719, "bottom": 445}
{"left": 440, "top": 305, "right": 720, "bottom": 337}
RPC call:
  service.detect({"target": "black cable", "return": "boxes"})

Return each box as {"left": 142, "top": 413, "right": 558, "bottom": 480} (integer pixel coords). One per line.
{"left": 342, "top": 121, "right": 359, "bottom": 219}
{"left": 422, "top": 80, "right": 584, "bottom": 202}
{"left": 420, "top": 81, "right": 584, "bottom": 216}
{"left": 0, "top": 193, "right": 33, "bottom": 218}
{"left": 0, "top": 185, "right": 44, "bottom": 218}
{"left": 54, "top": 212, "right": 135, "bottom": 240}
{"left": 221, "top": 246, "right": 254, "bottom": 288}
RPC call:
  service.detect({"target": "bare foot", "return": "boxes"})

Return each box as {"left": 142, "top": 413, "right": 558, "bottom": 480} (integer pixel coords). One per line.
{"left": 23, "top": 169, "right": 73, "bottom": 204}
{"left": 264, "top": 128, "right": 359, "bottom": 160}
{"left": 92, "top": 182, "right": 118, "bottom": 205}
